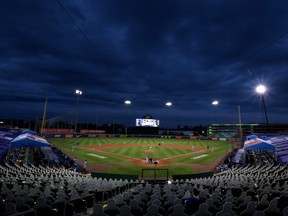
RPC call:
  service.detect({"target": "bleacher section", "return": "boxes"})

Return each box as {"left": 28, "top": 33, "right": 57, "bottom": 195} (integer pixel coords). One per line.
{"left": 0, "top": 163, "right": 136, "bottom": 216}
{"left": 1, "top": 162, "right": 288, "bottom": 215}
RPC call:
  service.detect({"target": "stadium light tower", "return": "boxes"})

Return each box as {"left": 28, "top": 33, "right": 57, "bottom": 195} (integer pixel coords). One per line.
{"left": 212, "top": 100, "right": 219, "bottom": 124}
{"left": 256, "top": 85, "right": 269, "bottom": 130}
{"left": 75, "top": 89, "right": 82, "bottom": 133}
{"left": 165, "top": 102, "right": 172, "bottom": 136}
{"left": 124, "top": 100, "right": 132, "bottom": 134}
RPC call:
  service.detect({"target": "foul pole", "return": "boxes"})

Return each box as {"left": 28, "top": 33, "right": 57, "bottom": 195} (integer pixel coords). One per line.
{"left": 41, "top": 97, "right": 48, "bottom": 135}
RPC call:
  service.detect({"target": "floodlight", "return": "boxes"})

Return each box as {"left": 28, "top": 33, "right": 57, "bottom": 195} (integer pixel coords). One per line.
{"left": 255, "top": 84, "right": 269, "bottom": 132}
{"left": 256, "top": 85, "right": 266, "bottom": 94}
{"left": 166, "top": 102, "right": 172, "bottom": 107}
{"left": 124, "top": 100, "right": 131, "bottom": 105}
{"left": 75, "top": 89, "right": 82, "bottom": 95}
{"left": 75, "top": 89, "right": 82, "bottom": 133}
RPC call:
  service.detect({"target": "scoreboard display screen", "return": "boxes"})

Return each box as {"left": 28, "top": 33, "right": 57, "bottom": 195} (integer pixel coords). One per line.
{"left": 136, "top": 118, "right": 159, "bottom": 127}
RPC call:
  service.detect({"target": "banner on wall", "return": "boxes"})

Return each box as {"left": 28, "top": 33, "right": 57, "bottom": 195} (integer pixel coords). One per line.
{"left": 189, "top": 136, "right": 198, "bottom": 140}
{"left": 65, "top": 134, "right": 74, "bottom": 138}
{"left": 41, "top": 129, "right": 73, "bottom": 134}
{"left": 80, "top": 130, "right": 106, "bottom": 134}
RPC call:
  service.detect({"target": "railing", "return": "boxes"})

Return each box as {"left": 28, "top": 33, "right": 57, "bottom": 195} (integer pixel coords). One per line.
{"left": 141, "top": 168, "right": 169, "bottom": 184}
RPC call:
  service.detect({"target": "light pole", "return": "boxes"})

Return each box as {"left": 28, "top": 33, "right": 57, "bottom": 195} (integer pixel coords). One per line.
{"left": 256, "top": 85, "right": 269, "bottom": 132}
{"left": 124, "top": 100, "right": 131, "bottom": 134}
{"left": 212, "top": 100, "right": 219, "bottom": 124}
{"left": 165, "top": 102, "right": 172, "bottom": 136}
{"left": 75, "top": 89, "right": 82, "bottom": 133}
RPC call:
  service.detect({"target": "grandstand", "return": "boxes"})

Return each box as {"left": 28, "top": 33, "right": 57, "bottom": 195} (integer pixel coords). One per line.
{"left": 1, "top": 128, "right": 288, "bottom": 215}
{"left": 208, "top": 123, "right": 288, "bottom": 138}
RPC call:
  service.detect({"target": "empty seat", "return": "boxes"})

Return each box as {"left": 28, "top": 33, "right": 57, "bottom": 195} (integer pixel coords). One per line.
{"left": 263, "top": 198, "right": 281, "bottom": 216}
{"left": 193, "top": 203, "right": 213, "bottom": 216}
{"left": 240, "top": 201, "right": 257, "bottom": 216}
{"left": 129, "top": 199, "right": 144, "bottom": 215}
{"left": 215, "top": 202, "right": 236, "bottom": 216}
{"left": 144, "top": 204, "right": 162, "bottom": 216}
{"left": 256, "top": 194, "right": 269, "bottom": 211}
{"left": 117, "top": 205, "right": 132, "bottom": 216}
{"left": 15, "top": 196, "right": 31, "bottom": 212}
{"left": 3, "top": 202, "right": 18, "bottom": 216}
{"left": 103, "top": 198, "right": 120, "bottom": 216}
{"left": 168, "top": 204, "right": 188, "bottom": 216}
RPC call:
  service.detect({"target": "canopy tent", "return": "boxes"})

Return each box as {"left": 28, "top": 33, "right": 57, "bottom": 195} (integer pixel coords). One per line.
{"left": 246, "top": 134, "right": 258, "bottom": 140}
{"left": 22, "top": 129, "right": 37, "bottom": 135}
{"left": 10, "top": 133, "right": 51, "bottom": 148}
{"left": 231, "top": 149, "right": 245, "bottom": 164}
{"left": 244, "top": 135, "right": 276, "bottom": 151}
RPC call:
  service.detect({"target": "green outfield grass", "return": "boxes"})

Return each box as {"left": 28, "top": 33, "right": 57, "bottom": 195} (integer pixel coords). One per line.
{"left": 50, "top": 137, "right": 235, "bottom": 177}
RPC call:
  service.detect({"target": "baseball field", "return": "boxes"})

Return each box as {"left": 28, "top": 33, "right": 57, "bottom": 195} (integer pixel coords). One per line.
{"left": 50, "top": 137, "right": 236, "bottom": 177}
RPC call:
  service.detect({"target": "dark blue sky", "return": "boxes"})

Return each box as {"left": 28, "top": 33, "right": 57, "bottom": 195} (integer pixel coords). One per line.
{"left": 1, "top": 0, "right": 288, "bottom": 127}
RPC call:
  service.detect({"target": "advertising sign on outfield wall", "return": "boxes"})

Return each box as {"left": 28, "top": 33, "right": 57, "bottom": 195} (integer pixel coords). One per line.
{"left": 41, "top": 129, "right": 73, "bottom": 133}
{"left": 80, "top": 130, "right": 106, "bottom": 134}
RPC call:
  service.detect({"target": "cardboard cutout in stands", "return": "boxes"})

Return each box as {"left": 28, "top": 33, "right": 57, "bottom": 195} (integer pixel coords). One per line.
{"left": 22, "top": 129, "right": 37, "bottom": 135}
{"left": 10, "top": 133, "right": 51, "bottom": 148}
{"left": 244, "top": 135, "right": 276, "bottom": 151}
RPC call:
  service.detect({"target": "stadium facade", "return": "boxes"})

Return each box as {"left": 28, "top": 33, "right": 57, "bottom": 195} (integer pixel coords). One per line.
{"left": 208, "top": 123, "right": 288, "bottom": 138}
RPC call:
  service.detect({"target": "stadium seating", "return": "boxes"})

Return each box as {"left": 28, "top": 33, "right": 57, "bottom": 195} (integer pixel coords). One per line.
{"left": 0, "top": 162, "right": 135, "bottom": 215}
{"left": 1, "top": 160, "right": 288, "bottom": 215}
{"left": 2, "top": 130, "right": 288, "bottom": 215}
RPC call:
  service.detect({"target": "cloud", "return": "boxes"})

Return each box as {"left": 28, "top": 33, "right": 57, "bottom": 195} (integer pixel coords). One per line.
{"left": 0, "top": 0, "right": 288, "bottom": 126}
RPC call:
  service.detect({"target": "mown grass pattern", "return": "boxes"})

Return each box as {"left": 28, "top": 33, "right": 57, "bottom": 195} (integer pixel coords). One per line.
{"left": 50, "top": 137, "right": 235, "bottom": 176}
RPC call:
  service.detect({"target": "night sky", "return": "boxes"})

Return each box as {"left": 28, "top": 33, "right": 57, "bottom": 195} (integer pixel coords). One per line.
{"left": 1, "top": 0, "right": 288, "bottom": 128}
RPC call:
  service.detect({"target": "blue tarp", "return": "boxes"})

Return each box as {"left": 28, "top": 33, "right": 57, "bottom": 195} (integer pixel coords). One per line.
{"left": 231, "top": 149, "right": 245, "bottom": 164}
{"left": 277, "top": 150, "right": 288, "bottom": 157}
{"left": 279, "top": 156, "right": 288, "bottom": 163}
{"left": 0, "top": 128, "right": 22, "bottom": 161}
{"left": 22, "top": 129, "right": 37, "bottom": 135}
{"left": 10, "top": 134, "right": 51, "bottom": 148}
{"left": 246, "top": 134, "right": 258, "bottom": 140}
{"left": 276, "top": 146, "right": 288, "bottom": 151}
{"left": 244, "top": 135, "right": 276, "bottom": 151}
